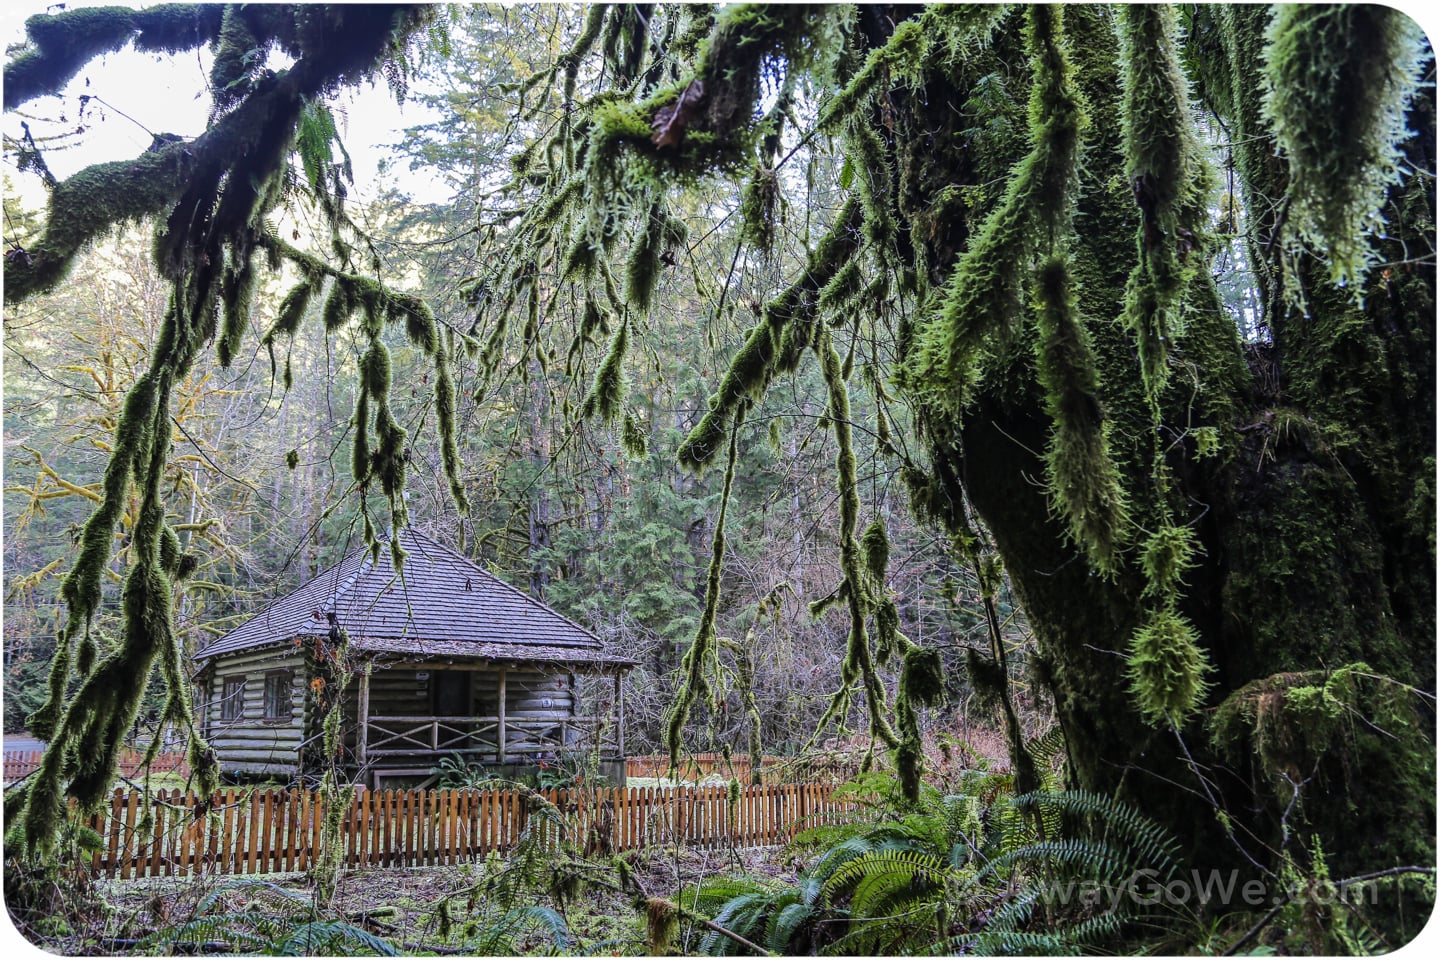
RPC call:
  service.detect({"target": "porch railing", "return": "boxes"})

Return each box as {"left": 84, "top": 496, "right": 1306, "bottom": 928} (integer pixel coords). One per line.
{"left": 363, "top": 715, "right": 620, "bottom": 764}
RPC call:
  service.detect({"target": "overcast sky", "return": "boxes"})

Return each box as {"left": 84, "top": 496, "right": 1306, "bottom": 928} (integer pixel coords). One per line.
{"left": 3, "top": 1, "right": 447, "bottom": 207}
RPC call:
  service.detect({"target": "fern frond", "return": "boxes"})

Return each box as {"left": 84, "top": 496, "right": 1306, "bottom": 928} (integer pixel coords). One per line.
{"left": 823, "top": 848, "right": 949, "bottom": 908}
{"left": 979, "top": 837, "right": 1129, "bottom": 883}
{"left": 1012, "top": 790, "right": 1181, "bottom": 878}
{"left": 277, "top": 920, "right": 399, "bottom": 956}
{"left": 765, "top": 901, "right": 816, "bottom": 953}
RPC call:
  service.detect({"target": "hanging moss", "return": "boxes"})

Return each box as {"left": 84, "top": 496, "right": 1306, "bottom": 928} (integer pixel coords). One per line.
{"left": 1139, "top": 523, "right": 1199, "bottom": 602}
{"left": 625, "top": 202, "right": 667, "bottom": 315}
{"left": 23, "top": 369, "right": 214, "bottom": 851}
{"left": 601, "top": 3, "right": 653, "bottom": 84}
{"left": 860, "top": 517, "right": 889, "bottom": 589}
{"left": 211, "top": 6, "right": 261, "bottom": 109}
{"left": 677, "top": 200, "right": 862, "bottom": 469}
{"left": 1118, "top": 4, "right": 1210, "bottom": 398}
{"left": 1033, "top": 257, "right": 1128, "bottom": 574}
{"left": 322, "top": 278, "right": 358, "bottom": 330}
{"left": 964, "top": 646, "right": 1009, "bottom": 712}
{"left": 393, "top": 293, "right": 439, "bottom": 355}
{"left": 433, "top": 330, "right": 469, "bottom": 516}
{"left": 581, "top": 320, "right": 629, "bottom": 422}
{"left": 621, "top": 410, "right": 649, "bottom": 459}
{"left": 1263, "top": 5, "right": 1427, "bottom": 292}
{"left": 351, "top": 389, "right": 371, "bottom": 486}
{"left": 738, "top": 163, "right": 782, "bottom": 253}
{"left": 665, "top": 406, "right": 743, "bottom": 767}
{"left": 908, "top": 5, "right": 1084, "bottom": 406}
{"left": 900, "top": 646, "right": 945, "bottom": 708}
{"left": 217, "top": 248, "right": 257, "bottom": 368}
{"left": 644, "top": 896, "right": 680, "bottom": 955}
{"left": 263, "top": 280, "right": 316, "bottom": 346}
{"left": 816, "top": 326, "right": 900, "bottom": 765}
{"left": 1126, "top": 607, "right": 1213, "bottom": 728}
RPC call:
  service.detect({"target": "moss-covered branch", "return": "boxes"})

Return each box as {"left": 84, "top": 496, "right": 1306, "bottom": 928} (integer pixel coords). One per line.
{"left": 4, "top": 4, "right": 225, "bottom": 110}
{"left": 907, "top": 5, "right": 1086, "bottom": 405}
{"left": 678, "top": 199, "right": 862, "bottom": 469}
{"left": 5, "top": 4, "right": 435, "bottom": 301}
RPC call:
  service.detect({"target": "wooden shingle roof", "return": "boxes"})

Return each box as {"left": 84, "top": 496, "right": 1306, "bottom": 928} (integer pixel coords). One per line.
{"left": 194, "top": 528, "right": 634, "bottom": 670}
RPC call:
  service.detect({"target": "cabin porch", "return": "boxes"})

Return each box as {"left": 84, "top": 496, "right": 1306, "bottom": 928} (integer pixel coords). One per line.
{"left": 338, "top": 658, "right": 627, "bottom": 789}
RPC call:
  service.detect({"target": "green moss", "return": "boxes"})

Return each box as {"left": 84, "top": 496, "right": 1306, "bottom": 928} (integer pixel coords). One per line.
{"left": 217, "top": 249, "right": 257, "bottom": 368}
{"left": 1033, "top": 257, "right": 1128, "bottom": 573}
{"left": 433, "top": 330, "right": 469, "bottom": 515}
{"left": 7, "top": 150, "right": 189, "bottom": 301}
{"left": 1139, "top": 523, "right": 1198, "bottom": 602}
{"left": 1210, "top": 664, "right": 1423, "bottom": 801}
{"left": 1264, "top": 5, "right": 1427, "bottom": 292}
{"left": 581, "top": 319, "right": 628, "bottom": 423}
{"left": 815, "top": 325, "right": 900, "bottom": 767}
{"left": 860, "top": 518, "right": 889, "bottom": 588}
{"left": 1125, "top": 606, "right": 1212, "bottom": 727}
{"left": 624, "top": 201, "right": 669, "bottom": 314}
{"left": 900, "top": 646, "right": 945, "bottom": 708}
{"left": 1118, "top": 5, "right": 1211, "bottom": 399}
{"left": 739, "top": 163, "right": 781, "bottom": 252}
{"left": 678, "top": 201, "right": 862, "bottom": 470}
{"left": 211, "top": 6, "right": 260, "bottom": 108}
{"left": 621, "top": 410, "right": 648, "bottom": 459}
{"left": 665, "top": 406, "right": 744, "bottom": 767}
{"left": 264, "top": 281, "right": 315, "bottom": 345}
{"left": 351, "top": 389, "right": 371, "bottom": 486}
{"left": 908, "top": 5, "right": 1084, "bottom": 406}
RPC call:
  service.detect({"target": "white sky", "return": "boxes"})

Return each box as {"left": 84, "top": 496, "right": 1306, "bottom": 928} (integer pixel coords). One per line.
{"left": 2, "top": 0, "right": 448, "bottom": 208}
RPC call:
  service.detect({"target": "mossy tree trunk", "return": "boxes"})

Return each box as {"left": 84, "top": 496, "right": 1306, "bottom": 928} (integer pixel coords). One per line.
{"left": 867, "top": 3, "right": 1434, "bottom": 908}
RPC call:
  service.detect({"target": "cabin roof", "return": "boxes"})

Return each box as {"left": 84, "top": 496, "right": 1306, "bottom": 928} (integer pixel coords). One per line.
{"left": 193, "top": 528, "right": 634, "bottom": 670}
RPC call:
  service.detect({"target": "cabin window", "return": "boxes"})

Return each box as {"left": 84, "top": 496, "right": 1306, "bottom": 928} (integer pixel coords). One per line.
{"left": 220, "top": 677, "right": 245, "bottom": 721}
{"left": 264, "top": 671, "right": 293, "bottom": 721}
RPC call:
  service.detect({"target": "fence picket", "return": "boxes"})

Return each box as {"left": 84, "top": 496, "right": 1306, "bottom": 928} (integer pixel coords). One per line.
{"left": 58, "top": 777, "right": 853, "bottom": 879}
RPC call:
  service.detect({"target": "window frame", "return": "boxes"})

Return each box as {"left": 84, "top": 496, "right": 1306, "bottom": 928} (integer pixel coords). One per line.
{"left": 263, "top": 670, "right": 293, "bottom": 723}
{"left": 219, "top": 676, "right": 246, "bottom": 722}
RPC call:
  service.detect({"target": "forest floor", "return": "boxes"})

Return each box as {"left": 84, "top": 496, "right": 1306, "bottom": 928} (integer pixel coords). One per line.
{"left": 17, "top": 842, "right": 800, "bottom": 955}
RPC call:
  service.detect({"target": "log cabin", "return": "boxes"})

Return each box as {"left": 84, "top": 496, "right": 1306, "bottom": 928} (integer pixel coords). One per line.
{"left": 192, "top": 528, "right": 635, "bottom": 788}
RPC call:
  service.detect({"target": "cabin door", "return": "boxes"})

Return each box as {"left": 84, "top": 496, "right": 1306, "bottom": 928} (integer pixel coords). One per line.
{"left": 433, "top": 671, "right": 470, "bottom": 716}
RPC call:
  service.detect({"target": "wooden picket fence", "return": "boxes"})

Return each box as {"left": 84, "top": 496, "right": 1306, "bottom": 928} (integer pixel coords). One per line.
{"left": 625, "top": 752, "right": 859, "bottom": 783}
{"left": 75, "top": 781, "right": 853, "bottom": 880}
{"left": 4, "top": 749, "right": 190, "bottom": 784}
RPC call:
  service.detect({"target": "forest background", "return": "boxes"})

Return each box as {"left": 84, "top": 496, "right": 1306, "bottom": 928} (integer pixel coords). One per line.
{"left": 2, "top": 2, "right": 1014, "bottom": 767}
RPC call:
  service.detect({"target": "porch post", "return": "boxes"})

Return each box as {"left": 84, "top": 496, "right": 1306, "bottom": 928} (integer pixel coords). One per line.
{"left": 497, "top": 667, "right": 507, "bottom": 763}
{"left": 356, "top": 666, "right": 371, "bottom": 768}
{"left": 614, "top": 671, "right": 625, "bottom": 759}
